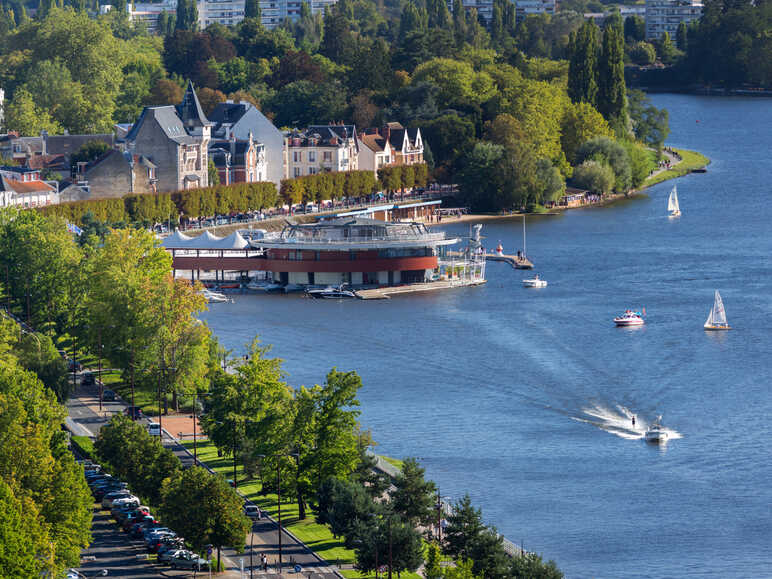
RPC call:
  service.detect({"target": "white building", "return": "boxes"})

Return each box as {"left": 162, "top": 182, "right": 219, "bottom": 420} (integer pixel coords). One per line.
{"left": 645, "top": 0, "right": 703, "bottom": 41}
{"left": 0, "top": 88, "right": 5, "bottom": 132}
{"left": 515, "top": 0, "right": 556, "bottom": 22}
{"left": 0, "top": 167, "right": 58, "bottom": 208}
{"left": 357, "top": 130, "right": 395, "bottom": 177}
{"left": 286, "top": 125, "right": 358, "bottom": 179}
{"left": 128, "top": 0, "right": 340, "bottom": 32}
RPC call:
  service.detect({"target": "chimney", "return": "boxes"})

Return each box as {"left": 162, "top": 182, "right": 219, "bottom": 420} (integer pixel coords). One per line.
{"left": 40, "top": 130, "right": 48, "bottom": 156}
{"left": 381, "top": 125, "right": 391, "bottom": 143}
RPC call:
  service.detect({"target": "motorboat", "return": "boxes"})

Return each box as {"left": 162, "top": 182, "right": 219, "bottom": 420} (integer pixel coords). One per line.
{"left": 282, "top": 283, "right": 304, "bottom": 293}
{"left": 704, "top": 290, "right": 731, "bottom": 331}
{"left": 667, "top": 186, "right": 681, "bottom": 217}
{"left": 201, "top": 289, "right": 230, "bottom": 304}
{"left": 246, "top": 281, "right": 283, "bottom": 292}
{"left": 522, "top": 274, "right": 547, "bottom": 288}
{"left": 306, "top": 284, "right": 357, "bottom": 299}
{"left": 614, "top": 309, "right": 645, "bottom": 326}
{"left": 645, "top": 417, "right": 668, "bottom": 444}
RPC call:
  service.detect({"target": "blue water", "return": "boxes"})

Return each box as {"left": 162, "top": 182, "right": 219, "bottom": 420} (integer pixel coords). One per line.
{"left": 201, "top": 94, "right": 772, "bottom": 578}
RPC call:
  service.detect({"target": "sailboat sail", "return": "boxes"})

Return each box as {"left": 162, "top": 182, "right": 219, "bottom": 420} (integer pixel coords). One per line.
{"left": 705, "top": 290, "right": 728, "bottom": 327}
{"left": 668, "top": 187, "right": 679, "bottom": 213}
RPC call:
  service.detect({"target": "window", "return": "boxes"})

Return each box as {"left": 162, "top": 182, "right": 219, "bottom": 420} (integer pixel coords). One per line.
{"left": 323, "top": 151, "right": 332, "bottom": 162}
{"left": 309, "top": 151, "right": 316, "bottom": 163}
{"left": 294, "top": 167, "right": 301, "bottom": 177}
{"left": 293, "top": 151, "right": 302, "bottom": 163}
{"left": 309, "top": 167, "right": 317, "bottom": 175}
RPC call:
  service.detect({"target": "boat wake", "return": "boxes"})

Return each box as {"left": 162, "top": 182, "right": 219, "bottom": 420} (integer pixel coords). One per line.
{"left": 572, "top": 403, "right": 683, "bottom": 441}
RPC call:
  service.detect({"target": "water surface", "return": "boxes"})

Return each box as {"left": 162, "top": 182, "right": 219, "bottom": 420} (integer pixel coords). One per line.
{"left": 201, "top": 94, "right": 772, "bottom": 578}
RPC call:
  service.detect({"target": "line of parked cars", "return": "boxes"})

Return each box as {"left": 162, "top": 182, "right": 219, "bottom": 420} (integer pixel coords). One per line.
{"left": 81, "top": 460, "right": 211, "bottom": 571}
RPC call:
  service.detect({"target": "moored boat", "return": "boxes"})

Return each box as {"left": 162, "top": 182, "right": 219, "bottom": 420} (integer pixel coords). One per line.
{"left": 306, "top": 284, "right": 357, "bottom": 299}
{"left": 614, "top": 309, "right": 645, "bottom": 326}
{"left": 201, "top": 289, "right": 230, "bottom": 303}
{"left": 704, "top": 290, "right": 731, "bottom": 330}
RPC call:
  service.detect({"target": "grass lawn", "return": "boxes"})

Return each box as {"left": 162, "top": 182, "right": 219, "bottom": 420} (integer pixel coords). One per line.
{"left": 181, "top": 440, "right": 419, "bottom": 579}
{"left": 643, "top": 148, "right": 711, "bottom": 188}
{"left": 379, "top": 455, "right": 404, "bottom": 470}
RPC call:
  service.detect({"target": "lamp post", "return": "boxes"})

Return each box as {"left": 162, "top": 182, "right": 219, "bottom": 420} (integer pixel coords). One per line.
{"left": 97, "top": 327, "right": 103, "bottom": 413}
{"left": 257, "top": 452, "right": 299, "bottom": 574}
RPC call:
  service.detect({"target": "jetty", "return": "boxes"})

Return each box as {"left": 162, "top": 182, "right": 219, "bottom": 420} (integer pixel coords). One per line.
{"left": 356, "top": 279, "right": 487, "bottom": 300}
{"left": 485, "top": 253, "right": 533, "bottom": 269}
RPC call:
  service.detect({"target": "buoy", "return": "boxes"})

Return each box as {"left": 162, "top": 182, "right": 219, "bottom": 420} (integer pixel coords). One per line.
{"left": 496, "top": 243, "right": 504, "bottom": 255}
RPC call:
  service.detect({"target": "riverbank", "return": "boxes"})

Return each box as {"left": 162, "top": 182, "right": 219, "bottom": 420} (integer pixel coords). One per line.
{"left": 433, "top": 147, "right": 710, "bottom": 226}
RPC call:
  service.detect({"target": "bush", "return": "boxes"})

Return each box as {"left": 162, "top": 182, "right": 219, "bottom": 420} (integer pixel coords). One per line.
{"left": 572, "top": 160, "right": 616, "bottom": 194}
{"left": 629, "top": 42, "right": 656, "bottom": 66}
{"left": 575, "top": 137, "right": 632, "bottom": 191}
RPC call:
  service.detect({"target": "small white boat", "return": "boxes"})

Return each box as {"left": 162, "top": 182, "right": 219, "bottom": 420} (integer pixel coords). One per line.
{"left": 201, "top": 289, "right": 230, "bottom": 303}
{"left": 667, "top": 186, "right": 681, "bottom": 217}
{"left": 614, "top": 309, "right": 645, "bottom": 326}
{"left": 645, "top": 416, "right": 668, "bottom": 444}
{"left": 306, "top": 284, "right": 357, "bottom": 299}
{"left": 704, "top": 289, "right": 731, "bottom": 331}
{"left": 522, "top": 274, "right": 547, "bottom": 288}
{"left": 247, "top": 281, "right": 283, "bottom": 292}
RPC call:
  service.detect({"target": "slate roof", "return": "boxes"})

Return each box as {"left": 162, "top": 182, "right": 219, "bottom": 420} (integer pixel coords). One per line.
{"left": 176, "top": 81, "right": 213, "bottom": 129}
{"left": 210, "top": 140, "right": 252, "bottom": 167}
{"left": 208, "top": 102, "right": 250, "bottom": 129}
{"left": 124, "top": 106, "right": 197, "bottom": 145}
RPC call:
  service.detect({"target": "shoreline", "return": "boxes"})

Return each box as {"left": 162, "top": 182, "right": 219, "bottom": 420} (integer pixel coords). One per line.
{"left": 432, "top": 147, "right": 710, "bottom": 226}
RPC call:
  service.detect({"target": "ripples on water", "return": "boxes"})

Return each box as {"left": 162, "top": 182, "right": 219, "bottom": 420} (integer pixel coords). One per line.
{"left": 201, "top": 95, "right": 772, "bottom": 578}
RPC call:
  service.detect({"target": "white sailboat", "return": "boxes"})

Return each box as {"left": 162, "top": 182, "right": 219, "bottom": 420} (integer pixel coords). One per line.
{"left": 704, "top": 290, "right": 730, "bottom": 331}
{"left": 667, "top": 186, "right": 681, "bottom": 217}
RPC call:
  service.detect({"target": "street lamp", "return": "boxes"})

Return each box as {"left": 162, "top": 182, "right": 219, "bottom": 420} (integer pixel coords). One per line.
{"left": 257, "top": 452, "right": 299, "bottom": 574}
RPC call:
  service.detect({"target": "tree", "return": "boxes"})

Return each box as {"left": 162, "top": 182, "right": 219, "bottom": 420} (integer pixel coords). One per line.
{"left": 655, "top": 31, "right": 679, "bottom": 65}
{"left": 175, "top": 0, "right": 198, "bottom": 31}
{"left": 245, "top": 0, "right": 261, "bottom": 20}
{"left": 575, "top": 136, "right": 631, "bottom": 191}
{"left": 70, "top": 140, "right": 111, "bottom": 172}
{"left": 389, "top": 457, "right": 437, "bottom": 526}
{"left": 597, "top": 22, "right": 626, "bottom": 122}
{"left": 316, "top": 476, "right": 378, "bottom": 542}
{"left": 627, "top": 89, "right": 669, "bottom": 149}
{"left": 150, "top": 78, "right": 184, "bottom": 105}
{"left": 160, "top": 466, "right": 250, "bottom": 569}
{"left": 629, "top": 41, "right": 656, "bottom": 66}
{"left": 0, "top": 477, "right": 55, "bottom": 578}
{"left": 567, "top": 19, "right": 598, "bottom": 106}
{"left": 452, "top": 0, "right": 467, "bottom": 46}
{"left": 623, "top": 140, "right": 655, "bottom": 187}
{"left": 571, "top": 160, "right": 615, "bottom": 193}
{"left": 353, "top": 512, "right": 424, "bottom": 576}
{"left": 16, "top": 332, "right": 70, "bottom": 402}
{"left": 676, "top": 21, "right": 688, "bottom": 51}
{"left": 510, "top": 552, "right": 564, "bottom": 579}
{"left": 561, "top": 101, "right": 613, "bottom": 163}
{"left": 623, "top": 15, "right": 645, "bottom": 43}
{"left": 3, "top": 87, "right": 62, "bottom": 135}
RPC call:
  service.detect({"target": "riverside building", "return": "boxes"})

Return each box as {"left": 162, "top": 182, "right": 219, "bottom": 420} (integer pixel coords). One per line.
{"left": 645, "top": 0, "right": 703, "bottom": 40}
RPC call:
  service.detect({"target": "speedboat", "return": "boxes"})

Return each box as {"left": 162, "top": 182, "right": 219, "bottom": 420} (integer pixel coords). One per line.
{"left": 522, "top": 274, "right": 547, "bottom": 288}
{"left": 614, "top": 310, "right": 645, "bottom": 326}
{"left": 306, "top": 285, "right": 357, "bottom": 299}
{"left": 645, "top": 417, "right": 668, "bottom": 444}
{"left": 246, "top": 281, "right": 283, "bottom": 292}
{"left": 201, "top": 289, "right": 230, "bottom": 304}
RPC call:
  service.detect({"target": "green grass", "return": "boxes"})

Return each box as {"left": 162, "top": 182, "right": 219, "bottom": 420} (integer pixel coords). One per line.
{"left": 181, "top": 440, "right": 419, "bottom": 579}
{"left": 643, "top": 148, "right": 711, "bottom": 188}
{"left": 379, "top": 455, "right": 404, "bottom": 470}
{"left": 71, "top": 435, "right": 95, "bottom": 458}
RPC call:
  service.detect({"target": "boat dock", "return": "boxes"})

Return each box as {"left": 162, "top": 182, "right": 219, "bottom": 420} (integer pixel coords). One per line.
{"left": 356, "top": 279, "right": 487, "bottom": 300}
{"left": 485, "top": 253, "right": 533, "bottom": 269}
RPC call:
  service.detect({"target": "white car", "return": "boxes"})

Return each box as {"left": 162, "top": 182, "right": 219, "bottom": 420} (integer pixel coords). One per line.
{"left": 147, "top": 422, "right": 161, "bottom": 437}
{"left": 244, "top": 505, "right": 261, "bottom": 519}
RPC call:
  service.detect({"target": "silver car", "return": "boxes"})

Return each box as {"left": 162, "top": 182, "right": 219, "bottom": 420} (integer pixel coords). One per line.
{"left": 169, "top": 552, "right": 210, "bottom": 570}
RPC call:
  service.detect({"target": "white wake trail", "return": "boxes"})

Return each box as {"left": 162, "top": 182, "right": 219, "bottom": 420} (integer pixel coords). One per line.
{"left": 572, "top": 403, "right": 683, "bottom": 441}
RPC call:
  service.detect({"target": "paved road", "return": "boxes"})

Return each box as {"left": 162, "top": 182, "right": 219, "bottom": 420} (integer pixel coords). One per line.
{"left": 68, "top": 379, "right": 340, "bottom": 578}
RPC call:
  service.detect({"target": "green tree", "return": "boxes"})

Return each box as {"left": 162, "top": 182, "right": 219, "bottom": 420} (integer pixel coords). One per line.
{"left": 571, "top": 160, "right": 615, "bottom": 193}
{"left": 389, "top": 457, "right": 437, "bottom": 526}
{"left": 70, "top": 139, "right": 111, "bottom": 172}
{"left": 627, "top": 89, "right": 669, "bottom": 149}
{"left": 575, "top": 136, "right": 631, "bottom": 191}
{"left": 452, "top": 0, "right": 467, "bottom": 46}
{"left": 208, "top": 156, "right": 220, "bottom": 186}
{"left": 655, "top": 31, "right": 679, "bottom": 65}
{"left": 623, "top": 15, "right": 645, "bottom": 43}
{"left": 0, "top": 477, "right": 55, "bottom": 578}
{"left": 676, "top": 21, "right": 688, "bottom": 51}
{"left": 510, "top": 552, "right": 564, "bottom": 579}
{"left": 353, "top": 512, "right": 424, "bottom": 576}
{"left": 560, "top": 101, "right": 612, "bottom": 162}
{"left": 316, "top": 476, "right": 378, "bottom": 542}
{"left": 629, "top": 41, "right": 656, "bottom": 66}
{"left": 3, "top": 87, "right": 62, "bottom": 135}
{"left": 245, "top": 0, "right": 261, "bottom": 20}
{"left": 567, "top": 19, "right": 598, "bottom": 106}
{"left": 160, "top": 466, "right": 250, "bottom": 569}
{"left": 597, "top": 22, "right": 626, "bottom": 122}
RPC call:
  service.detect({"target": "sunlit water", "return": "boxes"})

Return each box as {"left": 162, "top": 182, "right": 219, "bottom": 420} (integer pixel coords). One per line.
{"left": 201, "top": 95, "right": 772, "bottom": 578}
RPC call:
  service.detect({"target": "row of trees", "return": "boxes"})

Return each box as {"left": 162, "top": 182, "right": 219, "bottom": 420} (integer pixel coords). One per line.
{"left": 95, "top": 415, "right": 250, "bottom": 568}
{"left": 0, "top": 318, "right": 93, "bottom": 577}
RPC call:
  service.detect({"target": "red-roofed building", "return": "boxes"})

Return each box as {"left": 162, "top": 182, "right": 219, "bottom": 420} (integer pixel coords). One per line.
{"left": 0, "top": 167, "right": 58, "bottom": 208}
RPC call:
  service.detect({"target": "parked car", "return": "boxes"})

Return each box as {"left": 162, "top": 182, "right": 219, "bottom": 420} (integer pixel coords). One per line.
{"left": 169, "top": 552, "right": 210, "bottom": 571}
{"left": 158, "top": 547, "right": 190, "bottom": 563}
{"left": 102, "top": 490, "right": 132, "bottom": 509}
{"left": 244, "top": 505, "right": 261, "bottom": 519}
{"left": 102, "top": 389, "right": 116, "bottom": 401}
{"left": 147, "top": 422, "right": 161, "bottom": 437}
{"left": 124, "top": 406, "right": 143, "bottom": 419}
{"left": 81, "top": 372, "right": 95, "bottom": 386}
{"left": 149, "top": 535, "right": 183, "bottom": 554}
{"left": 67, "top": 359, "right": 82, "bottom": 372}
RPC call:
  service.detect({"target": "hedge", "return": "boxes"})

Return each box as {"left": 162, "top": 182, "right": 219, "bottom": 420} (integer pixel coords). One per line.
{"left": 40, "top": 163, "right": 430, "bottom": 226}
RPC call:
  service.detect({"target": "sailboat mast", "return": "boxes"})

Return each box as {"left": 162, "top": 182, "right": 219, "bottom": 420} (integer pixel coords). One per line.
{"left": 522, "top": 215, "right": 526, "bottom": 257}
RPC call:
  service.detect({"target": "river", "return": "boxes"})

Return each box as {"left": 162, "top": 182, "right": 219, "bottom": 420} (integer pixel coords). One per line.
{"left": 200, "top": 94, "right": 772, "bottom": 578}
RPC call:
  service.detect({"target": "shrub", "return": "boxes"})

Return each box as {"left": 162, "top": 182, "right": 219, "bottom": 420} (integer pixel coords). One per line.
{"left": 572, "top": 160, "right": 616, "bottom": 194}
